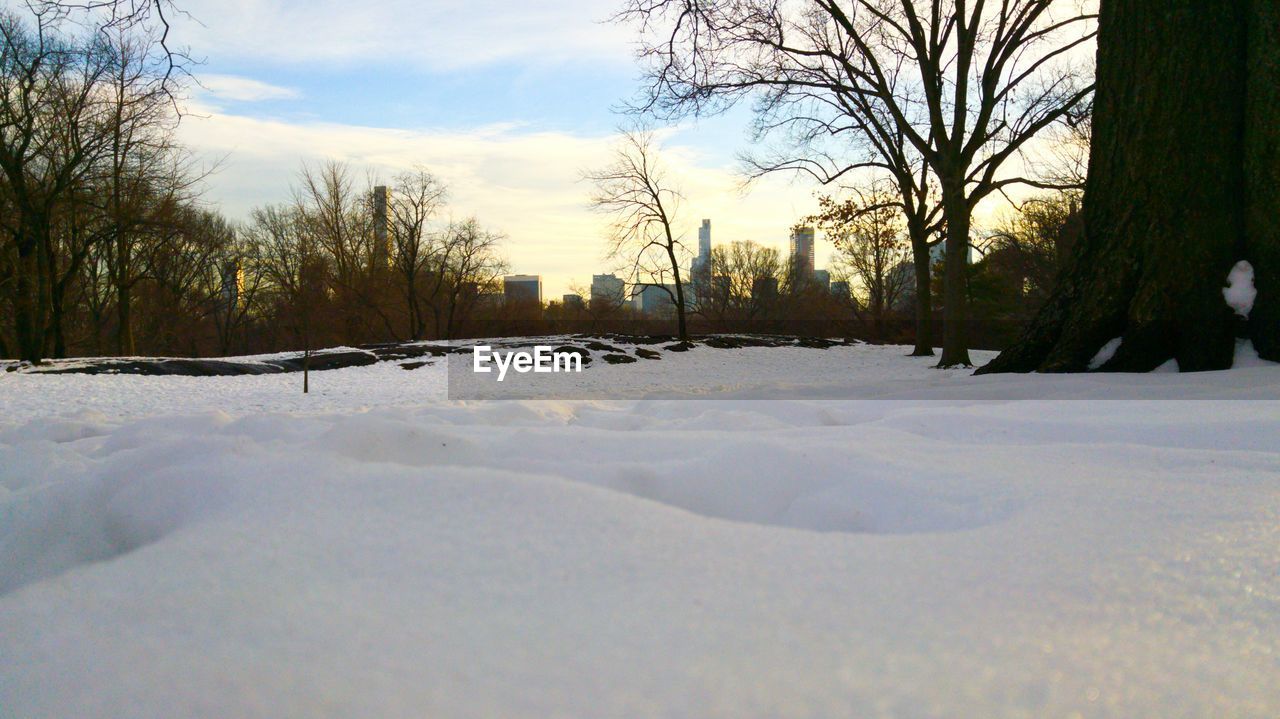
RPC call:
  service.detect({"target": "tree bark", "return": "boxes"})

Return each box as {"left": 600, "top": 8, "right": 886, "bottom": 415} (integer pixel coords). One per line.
{"left": 938, "top": 179, "right": 972, "bottom": 368}
{"left": 116, "top": 276, "right": 135, "bottom": 356}
{"left": 979, "top": 0, "right": 1255, "bottom": 374}
{"left": 1246, "top": 0, "right": 1280, "bottom": 360}
{"left": 665, "top": 244, "right": 688, "bottom": 342}
{"left": 13, "top": 243, "right": 42, "bottom": 362}
{"left": 908, "top": 223, "right": 934, "bottom": 356}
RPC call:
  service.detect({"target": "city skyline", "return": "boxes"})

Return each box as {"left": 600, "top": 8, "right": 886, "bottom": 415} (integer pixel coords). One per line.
{"left": 165, "top": 1, "right": 1026, "bottom": 299}
{"left": 165, "top": 0, "right": 1039, "bottom": 296}
{"left": 165, "top": 1, "right": 828, "bottom": 299}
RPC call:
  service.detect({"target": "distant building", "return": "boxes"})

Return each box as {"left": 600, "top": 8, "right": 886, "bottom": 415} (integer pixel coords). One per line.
{"left": 930, "top": 242, "right": 946, "bottom": 266}
{"left": 790, "top": 226, "right": 816, "bottom": 277}
{"left": 590, "top": 274, "right": 626, "bottom": 309}
{"left": 697, "top": 219, "right": 712, "bottom": 261}
{"left": 830, "top": 280, "right": 851, "bottom": 300}
{"left": 752, "top": 276, "right": 779, "bottom": 303}
{"left": 813, "top": 269, "right": 831, "bottom": 291}
{"left": 889, "top": 260, "right": 921, "bottom": 311}
{"left": 632, "top": 283, "right": 676, "bottom": 315}
{"left": 220, "top": 260, "right": 243, "bottom": 311}
{"left": 562, "top": 293, "right": 585, "bottom": 311}
{"left": 504, "top": 275, "right": 543, "bottom": 305}
{"left": 689, "top": 219, "right": 713, "bottom": 309}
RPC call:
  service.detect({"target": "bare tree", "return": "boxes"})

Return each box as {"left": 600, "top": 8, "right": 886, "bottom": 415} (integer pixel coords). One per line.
{"left": 389, "top": 167, "right": 447, "bottom": 340}
{"left": 206, "top": 223, "right": 266, "bottom": 356}
{"left": 26, "top": 0, "right": 188, "bottom": 94}
{"left": 618, "top": 0, "right": 1096, "bottom": 366}
{"left": 293, "top": 161, "right": 399, "bottom": 342}
{"left": 981, "top": 0, "right": 1276, "bottom": 373}
{"left": 0, "top": 11, "right": 115, "bottom": 362}
{"left": 813, "top": 189, "right": 911, "bottom": 340}
{"left": 98, "top": 29, "right": 195, "bottom": 355}
{"left": 436, "top": 218, "right": 506, "bottom": 339}
{"left": 586, "top": 130, "right": 690, "bottom": 341}
{"left": 244, "top": 205, "right": 314, "bottom": 347}
{"left": 749, "top": 95, "right": 943, "bottom": 354}
{"left": 708, "top": 240, "right": 783, "bottom": 323}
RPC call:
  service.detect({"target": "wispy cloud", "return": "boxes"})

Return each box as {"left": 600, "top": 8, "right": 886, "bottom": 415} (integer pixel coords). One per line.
{"left": 176, "top": 106, "right": 823, "bottom": 295}
{"left": 174, "top": 0, "right": 634, "bottom": 70}
{"left": 198, "top": 74, "right": 302, "bottom": 102}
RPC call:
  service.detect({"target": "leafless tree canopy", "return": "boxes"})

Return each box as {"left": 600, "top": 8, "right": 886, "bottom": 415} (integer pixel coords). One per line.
{"left": 618, "top": 0, "right": 1096, "bottom": 365}
{"left": 813, "top": 189, "right": 911, "bottom": 337}
{"left": 24, "top": 0, "right": 188, "bottom": 90}
{"left": 586, "top": 130, "right": 691, "bottom": 339}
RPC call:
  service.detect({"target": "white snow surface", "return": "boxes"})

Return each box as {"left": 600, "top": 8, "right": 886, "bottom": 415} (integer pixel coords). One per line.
{"left": 1088, "top": 337, "right": 1123, "bottom": 370}
{"left": 2, "top": 343, "right": 1279, "bottom": 718}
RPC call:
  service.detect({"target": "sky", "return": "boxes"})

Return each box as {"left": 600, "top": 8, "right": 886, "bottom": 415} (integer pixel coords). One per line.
{"left": 166, "top": 0, "right": 831, "bottom": 298}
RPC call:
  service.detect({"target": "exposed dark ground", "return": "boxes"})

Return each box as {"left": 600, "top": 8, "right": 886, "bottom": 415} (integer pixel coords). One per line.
{"left": 3, "top": 335, "right": 860, "bottom": 376}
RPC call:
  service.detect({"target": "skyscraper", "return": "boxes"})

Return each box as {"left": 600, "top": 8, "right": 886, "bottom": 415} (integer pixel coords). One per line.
{"left": 221, "top": 260, "right": 243, "bottom": 311}
{"left": 632, "top": 284, "right": 676, "bottom": 316}
{"left": 790, "top": 226, "right": 815, "bottom": 277}
{"left": 590, "top": 274, "right": 626, "bottom": 309}
{"left": 503, "top": 275, "right": 543, "bottom": 305}
{"left": 690, "top": 219, "right": 713, "bottom": 309}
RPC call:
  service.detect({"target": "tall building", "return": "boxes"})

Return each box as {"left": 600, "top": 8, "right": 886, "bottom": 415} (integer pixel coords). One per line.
{"left": 813, "top": 269, "right": 831, "bottom": 291}
{"left": 371, "top": 185, "right": 392, "bottom": 269}
{"left": 930, "top": 242, "right": 946, "bottom": 266}
{"left": 221, "top": 260, "right": 243, "bottom": 311}
{"left": 690, "top": 219, "right": 714, "bottom": 309}
{"left": 752, "top": 276, "right": 779, "bottom": 303}
{"left": 790, "top": 226, "right": 816, "bottom": 277}
{"left": 697, "top": 219, "right": 712, "bottom": 262}
{"left": 503, "top": 275, "right": 543, "bottom": 305}
{"left": 632, "top": 283, "right": 676, "bottom": 315}
{"left": 590, "top": 274, "right": 626, "bottom": 309}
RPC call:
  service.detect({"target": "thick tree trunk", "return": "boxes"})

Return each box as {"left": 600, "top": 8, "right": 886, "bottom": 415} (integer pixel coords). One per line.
{"left": 1246, "top": 0, "right": 1280, "bottom": 360}
{"left": 48, "top": 297, "right": 66, "bottom": 358}
{"left": 116, "top": 281, "right": 135, "bottom": 356}
{"left": 938, "top": 182, "right": 972, "bottom": 368}
{"left": 13, "top": 247, "right": 42, "bottom": 362}
{"left": 979, "top": 0, "right": 1255, "bottom": 374}
{"left": 909, "top": 233, "right": 934, "bottom": 356}
{"left": 667, "top": 246, "right": 689, "bottom": 341}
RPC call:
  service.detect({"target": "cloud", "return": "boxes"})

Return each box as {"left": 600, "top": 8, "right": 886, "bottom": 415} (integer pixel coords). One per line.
{"left": 176, "top": 106, "right": 823, "bottom": 297}
{"left": 198, "top": 74, "right": 301, "bottom": 102}
{"left": 173, "top": 0, "right": 635, "bottom": 70}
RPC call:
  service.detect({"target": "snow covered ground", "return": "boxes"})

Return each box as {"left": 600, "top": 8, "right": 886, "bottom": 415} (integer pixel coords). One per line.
{"left": 2, "top": 342, "right": 1279, "bottom": 717}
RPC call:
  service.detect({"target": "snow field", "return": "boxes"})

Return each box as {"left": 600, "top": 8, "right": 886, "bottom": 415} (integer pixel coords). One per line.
{"left": 1, "top": 344, "right": 1279, "bottom": 717}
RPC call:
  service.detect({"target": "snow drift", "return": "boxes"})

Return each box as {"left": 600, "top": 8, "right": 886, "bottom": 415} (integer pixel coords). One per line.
{"left": 1, "top": 344, "right": 1278, "bottom": 717}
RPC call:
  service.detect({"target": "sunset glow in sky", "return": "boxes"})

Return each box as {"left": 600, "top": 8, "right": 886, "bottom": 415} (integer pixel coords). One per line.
{"left": 171, "top": 0, "right": 829, "bottom": 297}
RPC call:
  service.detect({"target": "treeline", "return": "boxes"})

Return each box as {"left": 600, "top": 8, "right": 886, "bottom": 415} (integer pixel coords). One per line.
{"left": 232, "top": 162, "right": 509, "bottom": 355}
{"left": 0, "top": 9, "right": 512, "bottom": 363}
{"left": 536, "top": 189, "right": 1078, "bottom": 346}
{"left": 0, "top": 11, "right": 206, "bottom": 362}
